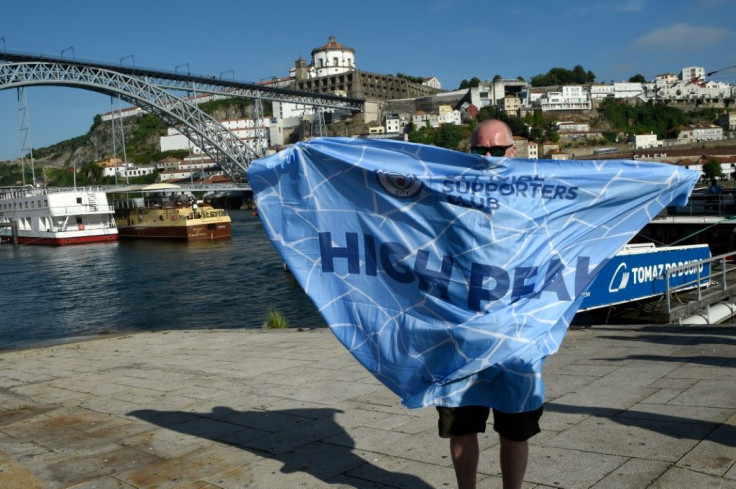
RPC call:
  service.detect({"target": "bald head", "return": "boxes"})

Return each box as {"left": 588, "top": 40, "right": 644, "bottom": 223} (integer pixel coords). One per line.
{"left": 471, "top": 119, "right": 514, "bottom": 148}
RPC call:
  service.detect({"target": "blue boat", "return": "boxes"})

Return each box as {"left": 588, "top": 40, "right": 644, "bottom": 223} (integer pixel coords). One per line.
{"left": 580, "top": 243, "right": 711, "bottom": 311}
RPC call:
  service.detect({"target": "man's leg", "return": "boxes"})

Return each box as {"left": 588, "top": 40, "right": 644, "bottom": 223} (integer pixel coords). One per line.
{"left": 450, "top": 433, "right": 479, "bottom": 489}
{"left": 499, "top": 436, "right": 528, "bottom": 489}
{"left": 493, "top": 406, "right": 543, "bottom": 489}
{"left": 437, "top": 406, "right": 490, "bottom": 489}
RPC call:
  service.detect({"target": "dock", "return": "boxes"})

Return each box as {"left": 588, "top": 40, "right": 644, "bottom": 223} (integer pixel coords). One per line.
{"left": 1, "top": 326, "right": 735, "bottom": 488}
{"left": 595, "top": 253, "right": 736, "bottom": 325}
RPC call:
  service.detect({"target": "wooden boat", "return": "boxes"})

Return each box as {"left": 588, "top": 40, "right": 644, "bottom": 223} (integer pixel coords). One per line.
{"left": 112, "top": 183, "right": 231, "bottom": 241}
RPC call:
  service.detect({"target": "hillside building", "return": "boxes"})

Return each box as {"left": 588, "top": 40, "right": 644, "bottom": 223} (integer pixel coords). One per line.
{"left": 537, "top": 86, "right": 591, "bottom": 111}
{"left": 717, "top": 111, "right": 736, "bottom": 132}
{"left": 675, "top": 124, "right": 724, "bottom": 143}
{"left": 634, "top": 133, "right": 662, "bottom": 149}
{"left": 160, "top": 117, "right": 275, "bottom": 155}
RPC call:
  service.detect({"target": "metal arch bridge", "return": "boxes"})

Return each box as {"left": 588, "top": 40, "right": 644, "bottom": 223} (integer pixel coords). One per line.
{"left": 0, "top": 50, "right": 365, "bottom": 180}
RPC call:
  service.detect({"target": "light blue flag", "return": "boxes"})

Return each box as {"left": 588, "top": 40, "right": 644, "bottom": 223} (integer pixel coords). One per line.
{"left": 248, "top": 137, "right": 699, "bottom": 412}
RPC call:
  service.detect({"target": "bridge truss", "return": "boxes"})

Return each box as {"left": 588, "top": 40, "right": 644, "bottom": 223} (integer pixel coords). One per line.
{"left": 0, "top": 51, "right": 365, "bottom": 181}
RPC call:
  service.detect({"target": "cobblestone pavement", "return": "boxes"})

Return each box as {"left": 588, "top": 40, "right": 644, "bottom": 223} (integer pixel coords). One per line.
{"left": 0, "top": 324, "right": 734, "bottom": 488}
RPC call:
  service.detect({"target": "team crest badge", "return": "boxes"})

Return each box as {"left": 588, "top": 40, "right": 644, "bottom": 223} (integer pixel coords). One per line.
{"left": 376, "top": 170, "right": 423, "bottom": 198}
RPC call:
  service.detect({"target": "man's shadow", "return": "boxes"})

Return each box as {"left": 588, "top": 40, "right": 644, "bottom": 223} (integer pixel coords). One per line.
{"left": 129, "top": 406, "right": 433, "bottom": 488}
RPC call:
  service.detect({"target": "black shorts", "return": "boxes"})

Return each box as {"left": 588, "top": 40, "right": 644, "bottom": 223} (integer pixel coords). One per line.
{"left": 436, "top": 405, "right": 543, "bottom": 442}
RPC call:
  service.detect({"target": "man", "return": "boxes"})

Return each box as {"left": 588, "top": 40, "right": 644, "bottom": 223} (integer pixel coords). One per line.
{"left": 437, "top": 119, "right": 542, "bottom": 489}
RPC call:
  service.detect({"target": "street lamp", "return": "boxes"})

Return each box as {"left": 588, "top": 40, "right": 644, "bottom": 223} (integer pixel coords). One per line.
{"left": 0, "top": 37, "right": 5, "bottom": 51}
{"left": 61, "top": 46, "right": 74, "bottom": 60}
{"left": 220, "top": 69, "right": 234, "bottom": 81}
{"left": 120, "top": 54, "right": 134, "bottom": 66}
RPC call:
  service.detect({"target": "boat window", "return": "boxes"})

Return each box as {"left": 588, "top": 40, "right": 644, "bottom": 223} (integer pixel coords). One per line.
{"left": 77, "top": 197, "right": 82, "bottom": 204}
{"left": 76, "top": 217, "right": 83, "bottom": 224}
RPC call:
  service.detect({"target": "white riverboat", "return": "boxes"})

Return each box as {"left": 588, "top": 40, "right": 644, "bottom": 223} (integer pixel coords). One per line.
{"left": 0, "top": 186, "right": 118, "bottom": 245}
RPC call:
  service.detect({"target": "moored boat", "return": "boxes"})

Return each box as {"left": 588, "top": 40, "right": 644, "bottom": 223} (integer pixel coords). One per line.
{"left": 112, "top": 183, "right": 231, "bottom": 240}
{"left": 0, "top": 186, "right": 118, "bottom": 245}
{"left": 633, "top": 190, "right": 736, "bottom": 256}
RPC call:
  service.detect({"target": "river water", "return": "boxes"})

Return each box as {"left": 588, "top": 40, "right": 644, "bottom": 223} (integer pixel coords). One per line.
{"left": 0, "top": 210, "right": 326, "bottom": 350}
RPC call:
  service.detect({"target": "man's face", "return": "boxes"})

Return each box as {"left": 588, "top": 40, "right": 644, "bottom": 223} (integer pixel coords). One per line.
{"left": 472, "top": 124, "right": 516, "bottom": 157}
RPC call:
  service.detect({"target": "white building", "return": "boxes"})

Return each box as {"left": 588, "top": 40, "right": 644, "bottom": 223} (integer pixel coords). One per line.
{"left": 101, "top": 163, "right": 156, "bottom": 179}
{"left": 613, "top": 82, "right": 645, "bottom": 99}
{"left": 469, "top": 79, "right": 529, "bottom": 109}
{"left": 656, "top": 80, "right": 733, "bottom": 102}
{"left": 634, "top": 133, "right": 662, "bottom": 149}
{"left": 422, "top": 77, "right": 442, "bottom": 90}
{"left": 513, "top": 136, "right": 538, "bottom": 159}
{"left": 385, "top": 114, "right": 403, "bottom": 134}
{"left": 690, "top": 124, "right": 724, "bottom": 141}
{"left": 681, "top": 66, "right": 706, "bottom": 83}
{"left": 502, "top": 95, "right": 521, "bottom": 114}
{"left": 410, "top": 106, "right": 461, "bottom": 130}
{"left": 158, "top": 156, "right": 224, "bottom": 182}
{"left": 556, "top": 121, "right": 589, "bottom": 132}
{"left": 412, "top": 110, "right": 433, "bottom": 128}
{"left": 280, "top": 36, "right": 359, "bottom": 122}
{"left": 590, "top": 84, "right": 614, "bottom": 100}
{"left": 676, "top": 124, "right": 724, "bottom": 143}
{"left": 160, "top": 117, "right": 274, "bottom": 155}
{"left": 538, "top": 86, "right": 591, "bottom": 111}
{"left": 311, "top": 36, "right": 355, "bottom": 78}
{"left": 717, "top": 111, "right": 736, "bottom": 132}
{"left": 655, "top": 73, "right": 679, "bottom": 88}
{"left": 437, "top": 105, "right": 462, "bottom": 126}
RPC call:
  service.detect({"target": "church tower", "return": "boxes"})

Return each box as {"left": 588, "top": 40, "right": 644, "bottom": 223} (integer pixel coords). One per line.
{"left": 311, "top": 35, "right": 355, "bottom": 78}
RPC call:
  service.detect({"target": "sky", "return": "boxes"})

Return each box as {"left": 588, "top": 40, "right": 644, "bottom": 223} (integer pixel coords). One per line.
{"left": 1, "top": 0, "right": 735, "bottom": 161}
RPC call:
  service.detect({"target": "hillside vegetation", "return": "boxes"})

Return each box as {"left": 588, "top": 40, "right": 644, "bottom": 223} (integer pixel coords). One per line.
{"left": 0, "top": 94, "right": 728, "bottom": 187}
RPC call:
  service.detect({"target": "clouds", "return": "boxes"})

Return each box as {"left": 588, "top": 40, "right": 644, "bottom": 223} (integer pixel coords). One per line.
{"left": 633, "top": 23, "right": 733, "bottom": 51}
{"left": 570, "top": 0, "right": 645, "bottom": 15}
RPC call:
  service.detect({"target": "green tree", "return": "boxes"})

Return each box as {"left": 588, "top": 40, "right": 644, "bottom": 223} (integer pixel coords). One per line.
{"left": 529, "top": 126, "right": 544, "bottom": 142}
{"left": 408, "top": 126, "right": 435, "bottom": 145}
{"left": 702, "top": 157, "right": 723, "bottom": 180}
{"left": 434, "top": 124, "right": 467, "bottom": 151}
{"left": 530, "top": 65, "right": 595, "bottom": 87}
{"left": 572, "top": 65, "right": 587, "bottom": 83}
{"left": 598, "top": 99, "right": 688, "bottom": 139}
{"left": 493, "top": 74, "right": 502, "bottom": 81}
{"left": 628, "top": 74, "right": 646, "bottom": 83}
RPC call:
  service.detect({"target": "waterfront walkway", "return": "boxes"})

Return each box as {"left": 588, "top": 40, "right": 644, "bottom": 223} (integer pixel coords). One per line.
{"left": 0, "top": 325, "right": 734, "bottom": 488}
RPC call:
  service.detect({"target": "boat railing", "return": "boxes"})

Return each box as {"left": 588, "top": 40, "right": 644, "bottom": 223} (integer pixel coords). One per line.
{"left": 669, "top": 191, "right": 736, "bottom": 218}
{"left": 664, "top": 250, "right": 736, "bottom": 318}
{"left": 113, "top": 197, "right": 197, "bottom": 210}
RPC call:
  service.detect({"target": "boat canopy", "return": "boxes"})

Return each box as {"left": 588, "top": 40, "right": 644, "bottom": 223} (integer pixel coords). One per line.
{"left": 106, "top": 183, "right": 181, "bottom": 193}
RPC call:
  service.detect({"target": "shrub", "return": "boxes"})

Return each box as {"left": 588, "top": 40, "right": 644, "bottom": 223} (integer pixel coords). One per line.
{"left": 262, "top": 308, "right": 288, "bottom": 329}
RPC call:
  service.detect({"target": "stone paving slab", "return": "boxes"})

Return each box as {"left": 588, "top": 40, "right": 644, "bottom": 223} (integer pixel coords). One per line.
{"left": 0, "top": 324, "right": 734, "bottom": 488}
